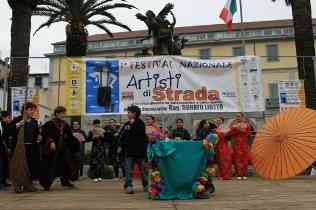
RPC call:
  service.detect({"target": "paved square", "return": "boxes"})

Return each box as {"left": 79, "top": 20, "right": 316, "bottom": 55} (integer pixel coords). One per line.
{"left": 0, "top": 177, "right": 315, "bottom": 210}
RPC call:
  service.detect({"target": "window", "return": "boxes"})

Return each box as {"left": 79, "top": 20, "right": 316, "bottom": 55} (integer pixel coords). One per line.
{"left": 135, "top": 39, "right": 143, "bottom": 44}
{"left": 199, "top": 48, "right": 211, "bottom": 59}
{"left": 283, "top": 28, "right": 294, "bottom": 36}
{"left": 128, "top": 40, "right": 135, "bottom": 45}
{"left": 255, "top": 30, "right": 263, "bottom": 36}
{"left": 272, "top": 28, "right": 282, "bottom": 35}
{"left": 264, "top": 29, "right": 273, "bottom": 36}
{"left": 266, "top": 44, "right": 279, "bottom": 62}
{"left": 244, "top": 30, "right": 255, "bottom": 37}
{"left": 35, "top": 77, "right": 42, "bottom": 87}
{"left": 54, "top": 45, "right": 65, "bottom": 53}
{"left": 207, "top": 33, "right": 215, "bottom": 39}
{"left": 266, "top": 83, "right": 280, "bottom": 108}
{"left": 196, "top": 34, "right": 206, "bottom": 41}
{"left": 232, "top": 47, "right": 245, "bottom": 56}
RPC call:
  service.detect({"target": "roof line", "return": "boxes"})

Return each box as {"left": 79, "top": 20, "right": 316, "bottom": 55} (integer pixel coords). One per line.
{"left": 52, "top": 18, "right": 316, "bottom": 45}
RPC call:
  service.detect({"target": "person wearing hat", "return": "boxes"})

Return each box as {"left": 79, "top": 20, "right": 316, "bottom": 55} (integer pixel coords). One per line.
{"left": 118, "top": 105, "right": 148, "bottom": 194}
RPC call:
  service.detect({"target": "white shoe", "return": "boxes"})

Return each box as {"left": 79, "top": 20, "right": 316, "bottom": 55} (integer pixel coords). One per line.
{"left": 236, "top": 177, "right": 242, "bottom": 180}
{"left": 242, "top": 177, "right": 248, "bottom": 180}
{"left": 93, "top": 178, "right": 98, "bottom": 183}
{"left": 98, "top": 178, "right": 102, "bottom": 182}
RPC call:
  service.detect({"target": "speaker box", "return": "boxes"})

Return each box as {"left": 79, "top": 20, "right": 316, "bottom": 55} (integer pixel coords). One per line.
{"left": 97, "top": 86, "right": 112, "bottom": 107}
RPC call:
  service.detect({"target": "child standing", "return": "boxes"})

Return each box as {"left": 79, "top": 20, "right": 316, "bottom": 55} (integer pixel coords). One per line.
{"left": 88, "top": 119, "right": 106, "bottom": 182}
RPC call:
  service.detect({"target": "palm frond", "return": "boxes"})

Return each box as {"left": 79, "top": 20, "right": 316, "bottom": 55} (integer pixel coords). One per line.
{"left": 91, "top": 0, "right": 129, "bottom": 9}
{"left": 92, "top": 19, "right": 131, "bottom": 32}
{"left": 88, "top": 22, "right": 113, "bottom": 37}
{"left": 82, "top": 0, "right": 98, "bottom": 11}
{"left": 33, "top": 15, "right": 66, "bottom": 35}
{"left": 33, "top": 0, "right": 135, "bottom": 37}
{"left": 95, "top": 3, "right": 136, "bottom": 11}
{"left": 86, "top": 10, "right": 117, "bottom": 21}
{"left": 91, "top": 0, "right": 115, "bottom": 9}
{"left": 33, "top": 6, "right": 60, "bottom": 15}
{"left": 38, "top": 0, "right": 66, "bottom": 10}
{"left": 32, "top": 10, "right": 55, "bottom": 16}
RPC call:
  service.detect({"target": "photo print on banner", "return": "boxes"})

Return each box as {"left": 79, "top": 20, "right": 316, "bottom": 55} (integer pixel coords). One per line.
{"left": 85, "top": 60, "right": 120, "bottom": 114}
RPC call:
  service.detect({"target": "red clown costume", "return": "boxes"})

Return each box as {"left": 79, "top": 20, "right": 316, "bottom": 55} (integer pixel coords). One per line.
{"left": 215, "top": 128, "right": 233, "bottom": 180}
{"left": 228, "top": 119, "right": 250, "bottom": 179}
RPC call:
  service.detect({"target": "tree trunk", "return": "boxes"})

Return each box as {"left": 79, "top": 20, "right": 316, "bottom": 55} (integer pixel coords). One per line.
{"left": 291, "top": 0, "right": 316, "bottom": 109}
{"left": 8, "top": 3, "right": 33, "bottom": 112}
{"left": 66, "top": 24, "right": 88, "bottom": 57}
{"left": 9, "top": 4, "right": 32, "bottom": 87}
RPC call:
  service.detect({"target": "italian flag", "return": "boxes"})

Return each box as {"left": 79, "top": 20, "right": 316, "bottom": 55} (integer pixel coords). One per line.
{"left": 219, "top": 0, "right": 237, "bottom": 31}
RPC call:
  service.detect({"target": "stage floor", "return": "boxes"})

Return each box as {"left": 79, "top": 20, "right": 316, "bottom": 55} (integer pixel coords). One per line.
{"left": 1, "top": 176, "right": 315, "bottom": 210}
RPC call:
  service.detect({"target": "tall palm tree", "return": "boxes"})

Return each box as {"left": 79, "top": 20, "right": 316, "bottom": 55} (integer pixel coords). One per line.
{"left": 8, "top": 0, "right": 39, "bottom": 87}
{"left": 33, "top": 0, "right": 136, "bottom": 56}
{"left": 272, "top": 0, "right": 316, "bottom": 108}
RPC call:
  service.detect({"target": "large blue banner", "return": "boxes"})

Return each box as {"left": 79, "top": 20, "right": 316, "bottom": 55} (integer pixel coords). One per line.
{"left": 85, "top": 60, "right": 120, "bottom": 114}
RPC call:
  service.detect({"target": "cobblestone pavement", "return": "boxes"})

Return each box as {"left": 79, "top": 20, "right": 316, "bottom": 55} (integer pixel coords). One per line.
{"left": 0, "top": 177, "right": 315, "bottom": 210}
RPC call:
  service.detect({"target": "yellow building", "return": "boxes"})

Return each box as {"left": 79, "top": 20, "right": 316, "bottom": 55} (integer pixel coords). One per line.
{"left": 46, "top": 19, "right": 314, "bottom": 126}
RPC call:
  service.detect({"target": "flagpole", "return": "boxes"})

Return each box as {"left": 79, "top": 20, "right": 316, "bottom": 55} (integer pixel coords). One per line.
{"left": 239, "top": 0, "right": 246, "bottom": 54}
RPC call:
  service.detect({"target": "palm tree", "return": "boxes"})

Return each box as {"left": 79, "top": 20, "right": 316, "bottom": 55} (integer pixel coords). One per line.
{"left": 272, "top": 0, "right": 316, "bottom": 108}
{"left": 8, "top": 0, "right": 39, "bottom": 87}
{"left": 33, "top": 0, "right": 136, "bottom": 56}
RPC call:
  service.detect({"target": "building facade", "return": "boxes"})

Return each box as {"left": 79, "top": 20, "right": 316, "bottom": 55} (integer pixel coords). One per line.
{"left": 0, "top": 59, "right": 9, "bottom": 110}
{"left": 0, "top": 61, "right": 50, "bottom": 123}
{"left": 46, "top": 19, "right": 315, "bottom": 131}
{"left": 28, "top": 73, "right": 51, "bottom": 123}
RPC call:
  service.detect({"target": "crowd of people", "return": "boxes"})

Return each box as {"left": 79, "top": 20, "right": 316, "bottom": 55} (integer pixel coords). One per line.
{"left": 0, "top": 102, "right": 255, "bottom": 194}
{"left": 0, "top": 104, "right": 81, "bottom": 192}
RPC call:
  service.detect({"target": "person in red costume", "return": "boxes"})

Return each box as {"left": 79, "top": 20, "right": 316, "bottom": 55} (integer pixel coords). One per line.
{"left": 228, "top": 113, "right": 250, "bottom": 180}
{"left": 214, "top": 118, "right": 233, "bottom": 180}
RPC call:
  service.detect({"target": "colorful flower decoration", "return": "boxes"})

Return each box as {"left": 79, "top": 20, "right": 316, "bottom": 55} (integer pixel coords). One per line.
{"left": 193, "top": 133, "right": 217, "bottom": 199}
{"left": 149, "top": 169, "right": 163, "bottom": 199}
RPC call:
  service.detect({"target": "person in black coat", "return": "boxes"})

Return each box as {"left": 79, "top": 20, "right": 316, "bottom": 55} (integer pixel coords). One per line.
{"left": 8, "top": 103, "right": 40, "bottom": 193}
{"left": 40, "top": 106, "right": 80, "bottom": 191}
{"left": 71, "top": 121, "right": 87, "bottom": 177}
{"left": 118, "top": 105, "right": 148, "bottom": 194}
{"left": 87, "top": 119, "right": 107, "bottom": 182}
{"left": 1, "top": 111, "right": 15, "bottom": 157}
{"left": 0, "top": 111, "right": 10, "bottom": 190}
{"left": 12, "top": 103, "right": 41, "bottom": 181}
{"left": 104, "top": 119, "right": 121, "bottom": 178}
{"left": 0, "top": 111, "right": 15, "bottom": 191}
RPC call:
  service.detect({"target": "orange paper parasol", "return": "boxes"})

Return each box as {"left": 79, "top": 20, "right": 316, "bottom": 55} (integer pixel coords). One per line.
{"left": 251, "top": 108, "right": 316, "bottom": 180}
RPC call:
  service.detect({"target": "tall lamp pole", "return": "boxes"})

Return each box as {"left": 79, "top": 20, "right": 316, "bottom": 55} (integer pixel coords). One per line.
{"left": 239, "top": 0, "right": 246, "bottom": 53}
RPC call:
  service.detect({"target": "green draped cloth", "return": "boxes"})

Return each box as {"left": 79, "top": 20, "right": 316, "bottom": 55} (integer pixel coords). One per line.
{"left": 148, "top": 140, "right": 207, "bottom": 200}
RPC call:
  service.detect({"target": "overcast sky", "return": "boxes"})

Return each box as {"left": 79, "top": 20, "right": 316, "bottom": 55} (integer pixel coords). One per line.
{"left": 0, "top": 0, "right": 316, "bottom": 72}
